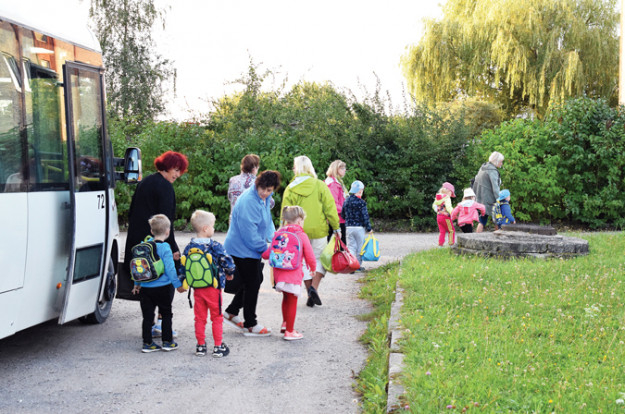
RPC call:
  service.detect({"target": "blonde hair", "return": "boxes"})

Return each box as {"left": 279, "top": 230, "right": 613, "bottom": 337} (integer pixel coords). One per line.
{"left": 148, "top": 214, "right": 170, "bottom": 237}
{"left": 326, "top": 159, "right": 347, "bottom": 188}
{"left": 190, "top": 210, "right": 216, "bottom": 233}
{"left": 326, "top": 160, "right": 345, "bottom": 178}
{"left": 282, "top": 205, "right": 306, "bottom": 224}
{"left": 293, "top": 155, "right": 317, "bottom": 179}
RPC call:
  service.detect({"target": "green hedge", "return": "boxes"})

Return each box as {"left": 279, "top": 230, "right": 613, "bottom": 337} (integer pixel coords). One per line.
{"left": 111, "top": 81, "right": 472, "bottom": 231}
{"left": 458, "top": 98, "right": 625, "bottom": 229}
{"left": 111, "top": 83, "right": 625, "bottom": 231}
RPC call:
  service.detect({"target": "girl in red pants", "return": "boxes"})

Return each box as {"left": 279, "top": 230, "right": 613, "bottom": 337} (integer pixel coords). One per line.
{"left": 432, "top": 182, "right": 456, "bottom": 246}
{"left": 263, "top": 206, "right": 316, "bottom": 341}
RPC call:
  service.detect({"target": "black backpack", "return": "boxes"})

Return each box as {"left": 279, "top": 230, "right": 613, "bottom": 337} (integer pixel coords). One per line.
{"left": 129, "top": 237, "right": 164, "bottom": 282}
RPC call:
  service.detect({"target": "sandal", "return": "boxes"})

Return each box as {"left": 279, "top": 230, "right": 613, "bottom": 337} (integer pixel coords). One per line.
{"left": 243, "top": 324, "right": 272, "bottom": 337}
{"left": 224, "top": 312, "right": 245, "bottom": 331}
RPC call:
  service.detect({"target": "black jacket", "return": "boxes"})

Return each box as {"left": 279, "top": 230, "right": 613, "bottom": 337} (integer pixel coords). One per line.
{"left": 123, "top": 172, "right": 179, "bottom": 268}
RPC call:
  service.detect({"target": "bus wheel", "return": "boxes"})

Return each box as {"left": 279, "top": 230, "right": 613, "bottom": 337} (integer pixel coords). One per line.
{"left": 80, "top": 257, "right": 116, "bottom": 324}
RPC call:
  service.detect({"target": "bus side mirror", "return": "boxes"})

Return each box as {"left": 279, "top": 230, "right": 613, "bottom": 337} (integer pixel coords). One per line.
{"left": 114, "top": 147, "right": 142, "bottom": 183}
{"left": 123, "top": 147, "right": 142, "bottom": 183}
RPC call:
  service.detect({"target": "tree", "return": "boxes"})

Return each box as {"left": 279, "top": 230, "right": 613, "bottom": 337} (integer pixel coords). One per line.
{"left": 401, "top": 0, "right": 619, "bottom": 117}
{"left": 89, "top": 0, "right": 175, "bottom": 121}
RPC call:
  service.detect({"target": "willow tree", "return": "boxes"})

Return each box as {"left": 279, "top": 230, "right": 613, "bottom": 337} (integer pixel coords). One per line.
{"left": 401, "top": 0, "right": 619, "bottom": 117}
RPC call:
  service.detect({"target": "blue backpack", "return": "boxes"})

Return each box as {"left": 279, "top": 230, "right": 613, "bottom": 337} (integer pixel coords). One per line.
{"left": 492, "top": 201, "right": 504, "bottom": 226}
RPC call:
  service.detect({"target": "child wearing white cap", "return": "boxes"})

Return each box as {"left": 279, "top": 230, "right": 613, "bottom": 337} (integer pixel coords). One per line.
{"left": 342, "top": 180, "right": 372, "bottom": 271}
{"left": 451, "top": 188, "right": 486, "bottom": 233}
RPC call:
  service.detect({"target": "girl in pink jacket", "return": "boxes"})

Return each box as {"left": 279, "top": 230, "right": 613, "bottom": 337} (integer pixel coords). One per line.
{"left": 451, "top": 188, "right": 486, "bottom": 233}
{"left": 325, "top": 160, "right": 348, "bottom": 245}
{"left": 262, "top": 206, "right": 316, "bottom": 341}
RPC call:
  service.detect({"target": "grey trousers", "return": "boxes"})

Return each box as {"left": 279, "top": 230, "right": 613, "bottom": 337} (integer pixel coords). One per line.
{"left": 346, "top": 226, "right": 365, "bottom": 265}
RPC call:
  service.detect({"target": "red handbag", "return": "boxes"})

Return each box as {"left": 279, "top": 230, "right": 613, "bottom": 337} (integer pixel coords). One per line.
{"left": 331, "top": 236, "right": 361, "bottom": 273}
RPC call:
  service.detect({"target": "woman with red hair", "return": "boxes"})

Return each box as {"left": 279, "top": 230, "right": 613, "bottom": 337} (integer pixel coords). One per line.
{"left": 122, "top": 151, "right": 188, "bottom": 305}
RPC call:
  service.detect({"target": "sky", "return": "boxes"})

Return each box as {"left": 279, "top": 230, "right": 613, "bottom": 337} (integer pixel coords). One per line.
{"left": 153, "top": 0, "right": 444, "bottom": 120}
{"left": 63, "top": 0, "right": 443, "bottom": 120}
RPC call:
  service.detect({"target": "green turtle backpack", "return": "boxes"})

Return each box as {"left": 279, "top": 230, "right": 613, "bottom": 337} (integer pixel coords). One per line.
{"left": 181, "top": 247, "right": 219, "bottom": 289}
{"left": 181, "top": 246, "right": 219, "bottom": 308}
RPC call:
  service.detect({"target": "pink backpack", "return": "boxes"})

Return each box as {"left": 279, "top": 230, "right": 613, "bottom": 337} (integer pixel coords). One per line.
{"left": 268, "top": 228, "right": 303, "bottom": 270}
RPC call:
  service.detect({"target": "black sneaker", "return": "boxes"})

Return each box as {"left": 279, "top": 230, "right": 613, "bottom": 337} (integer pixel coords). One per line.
{"left": 196, "top": 344, "right": 207, "bottom": 356}
{"left": 162, "top": 341, "right": 179, "bottom": 351}
{"left": 212, "top": 343, "right": 230, "bottom": 358}
{"left": 142, "top": 342, "right": 161, "bottom": 353}
{"left": 308, "top": 286, "right": 322, "bottom": 306}
{"left": 306, "top": 295, "right": 315, "bottom": 307}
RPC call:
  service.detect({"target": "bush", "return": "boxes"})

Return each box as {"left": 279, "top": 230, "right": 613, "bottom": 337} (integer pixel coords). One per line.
{"left": 465, "top": 98, "right": 625, "bottom": 229}
{"left": 469, "top": 119, "right": 563, "bottom": 223}
{"left": 110, "top": 71, "right": 625, "bottom": 231}
{"left": 548, "top": 98, "right": 625, "bottom": 228}
{"left": 112, "top": 73, "right": 473, "bottom": 231}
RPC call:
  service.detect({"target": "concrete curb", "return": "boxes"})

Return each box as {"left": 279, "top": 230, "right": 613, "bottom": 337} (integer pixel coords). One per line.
{"left": 386, "top": 266, "right": 407, "bottom": 413}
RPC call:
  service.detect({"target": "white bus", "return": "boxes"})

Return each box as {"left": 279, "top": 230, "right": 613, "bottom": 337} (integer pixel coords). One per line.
{"left": 0, "top": 6, "right": 141, "bottom": 339}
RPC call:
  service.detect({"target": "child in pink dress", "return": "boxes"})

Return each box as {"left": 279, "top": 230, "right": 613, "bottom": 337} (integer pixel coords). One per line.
{"left": 262, "top": 206, "right": 316, "bottom": 341}
{"left": 451, "top": 188, "right": 486, "bottom": 233}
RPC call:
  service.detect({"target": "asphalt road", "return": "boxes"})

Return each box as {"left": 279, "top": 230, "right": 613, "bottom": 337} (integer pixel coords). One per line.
{"left": 0, "top": 232, "right": 437, "bottom": 414}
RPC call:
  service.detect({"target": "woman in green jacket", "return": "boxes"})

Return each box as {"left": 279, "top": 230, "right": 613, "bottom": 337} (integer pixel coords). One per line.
{"left": 281, "top": 156, "right": 340, "bottom": 308}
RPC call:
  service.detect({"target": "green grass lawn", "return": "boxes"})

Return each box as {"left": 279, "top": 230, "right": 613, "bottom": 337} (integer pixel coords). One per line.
{"left": 357, "top": 233, "right": 625, "bottom": 413}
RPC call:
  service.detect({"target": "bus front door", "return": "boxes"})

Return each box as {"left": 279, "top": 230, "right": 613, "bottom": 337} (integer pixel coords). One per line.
{"left": 58, "top": 62, "right": 109, "bottom": 324}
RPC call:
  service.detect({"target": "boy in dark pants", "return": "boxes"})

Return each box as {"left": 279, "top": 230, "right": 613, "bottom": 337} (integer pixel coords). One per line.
{"left": 132, "top": 214, "right": 186, "bottom": 352}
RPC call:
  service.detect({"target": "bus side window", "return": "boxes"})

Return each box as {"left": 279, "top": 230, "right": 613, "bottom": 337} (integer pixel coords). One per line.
{"left": 67, "top": 67, "right": 106, "bottom": 192}
{"left": 0, "top": 23, "right": 25, "bottom": 193}
{"left": 21, "top": 27, "right": 67, "bottom": 191}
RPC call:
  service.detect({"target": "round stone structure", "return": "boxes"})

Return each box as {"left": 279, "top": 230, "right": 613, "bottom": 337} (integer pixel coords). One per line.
{"left": 452, "top": 224, "right": 589, "bottom": 259}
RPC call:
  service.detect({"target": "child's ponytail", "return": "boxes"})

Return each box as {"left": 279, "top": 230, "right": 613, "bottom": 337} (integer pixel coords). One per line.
{"left": 282, "top": 206, "right": 306, "bottom": 224}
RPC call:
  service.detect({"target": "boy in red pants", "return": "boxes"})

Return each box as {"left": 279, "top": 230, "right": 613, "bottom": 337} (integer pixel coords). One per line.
{"left": 182, "top": 210, "right": 235, "bottom": 357}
